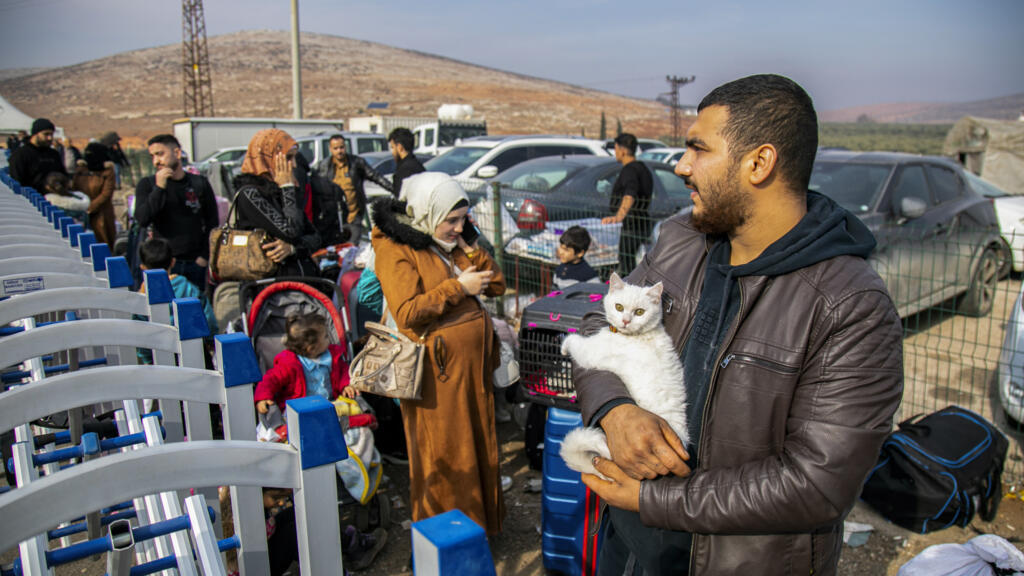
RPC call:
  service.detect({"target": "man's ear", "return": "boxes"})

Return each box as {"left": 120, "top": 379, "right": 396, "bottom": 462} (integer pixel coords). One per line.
{"left": 748, "top": 144, "right": 778, "bottom": 186}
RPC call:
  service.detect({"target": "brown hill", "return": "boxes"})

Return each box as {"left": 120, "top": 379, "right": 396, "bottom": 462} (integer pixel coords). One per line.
{"left": 0, "top": 30, "right": 682, "bottom": 148}
{"left": 820, "top": 92, "right": 1024, "bottom": 124}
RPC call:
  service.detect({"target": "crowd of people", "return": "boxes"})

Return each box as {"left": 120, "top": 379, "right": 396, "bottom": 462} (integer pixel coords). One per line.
{"left": 3, "top": 73, "right": 904, "bottom": 576}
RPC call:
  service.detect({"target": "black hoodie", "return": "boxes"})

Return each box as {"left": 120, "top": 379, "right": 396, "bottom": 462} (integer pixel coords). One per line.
{"left": 681, "top": 191, "right": 876, "bottom": 460}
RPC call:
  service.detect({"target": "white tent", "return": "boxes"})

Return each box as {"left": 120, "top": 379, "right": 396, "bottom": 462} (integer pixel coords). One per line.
{"left": 0, "top": 93, "right": 33, "bottom": 137}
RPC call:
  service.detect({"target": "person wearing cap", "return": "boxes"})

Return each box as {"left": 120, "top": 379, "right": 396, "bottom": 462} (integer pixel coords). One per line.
{"left": 99, "top": 131, "right": 130, "bottom": 188}
{"left": 9, "top": 118, "right": 67, "bottom": 191}
{"left": 369, "top": 172, "right": 507, "bottom": 536}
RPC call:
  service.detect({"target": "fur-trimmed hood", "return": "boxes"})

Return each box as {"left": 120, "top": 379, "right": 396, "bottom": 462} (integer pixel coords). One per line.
{"left": 370, "top": 196, "right": 434, "bottom": 250}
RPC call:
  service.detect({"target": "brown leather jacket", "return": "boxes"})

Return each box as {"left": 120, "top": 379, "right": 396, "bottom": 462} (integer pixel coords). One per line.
{"left": 576, "top": 213, "right": 903, "bottom": 576}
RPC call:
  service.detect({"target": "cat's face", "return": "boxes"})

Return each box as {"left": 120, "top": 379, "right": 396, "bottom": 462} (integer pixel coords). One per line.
{"left": 602, "top": 273, "right": 664, "bottom": 335}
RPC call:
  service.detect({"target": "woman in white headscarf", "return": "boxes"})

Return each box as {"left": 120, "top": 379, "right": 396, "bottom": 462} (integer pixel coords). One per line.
{"left": 369, "top": 172, "right": 506, "bottom": 535}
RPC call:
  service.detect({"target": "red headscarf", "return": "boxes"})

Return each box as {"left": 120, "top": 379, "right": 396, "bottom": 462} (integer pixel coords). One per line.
{"left": 241, "top": 129, "right": 298, "bottom": 180}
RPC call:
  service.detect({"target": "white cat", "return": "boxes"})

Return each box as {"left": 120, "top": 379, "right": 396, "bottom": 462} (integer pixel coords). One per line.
{"left": 559, "top": 272, "right": 688, "bottom": 479}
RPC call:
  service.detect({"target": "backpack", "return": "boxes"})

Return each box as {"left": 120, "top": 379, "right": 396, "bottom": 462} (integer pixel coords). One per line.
{"left": 861, "top": 406, "right": 1008, "bottom": 534}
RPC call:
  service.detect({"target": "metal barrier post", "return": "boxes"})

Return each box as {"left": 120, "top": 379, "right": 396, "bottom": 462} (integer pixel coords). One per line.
{"left": 491, "top": 181, "right": 505, "bottom": 315}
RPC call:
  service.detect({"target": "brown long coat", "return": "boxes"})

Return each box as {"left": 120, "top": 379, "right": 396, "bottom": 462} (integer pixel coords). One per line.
{"left": 370, "top": 199, "right": 506, "bottom": 534}
{"left": 72, "top": 165, "right": 116, "bottom": 248}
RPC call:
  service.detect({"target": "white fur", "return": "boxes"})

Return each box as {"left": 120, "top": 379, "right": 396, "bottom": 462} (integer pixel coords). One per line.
{"left": 559, "top": 273, "right": 688, "bottom": 479}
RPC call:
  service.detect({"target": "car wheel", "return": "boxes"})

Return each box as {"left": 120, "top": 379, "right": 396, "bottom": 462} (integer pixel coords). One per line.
{"left": 959, "top": 246, "right": 1000, "bottom": 317}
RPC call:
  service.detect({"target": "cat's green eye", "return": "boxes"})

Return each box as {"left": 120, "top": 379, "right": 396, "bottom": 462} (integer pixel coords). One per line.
{"left": 635, "top": 309, "right": 645, "bottom": 316}
{"left": 615, "top": 303, "right": 624, "bottom": 312}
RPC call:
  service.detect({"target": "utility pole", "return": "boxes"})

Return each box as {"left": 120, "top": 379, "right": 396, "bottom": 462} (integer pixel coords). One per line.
{"left": 664, "top": 75, "right": 695, "bottom": 146}
{"left": 290, "top": 0, "right": 303, "bottom": 119}
{"left": 181, "top": 0, "right": 214, "bottom": 117}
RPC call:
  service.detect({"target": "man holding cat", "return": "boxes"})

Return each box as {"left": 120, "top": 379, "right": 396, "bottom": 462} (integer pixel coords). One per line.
{"left": 574, "top": 74, "right": 903, "bottom": 576}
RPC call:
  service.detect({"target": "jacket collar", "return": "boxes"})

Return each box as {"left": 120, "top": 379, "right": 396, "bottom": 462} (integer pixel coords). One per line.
{"left": 370, "top": 196, "right": 434, "bottom": 250}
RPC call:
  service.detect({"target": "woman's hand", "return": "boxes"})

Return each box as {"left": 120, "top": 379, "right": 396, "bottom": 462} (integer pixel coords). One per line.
{"left": 342, "top": 386, "right": 359, "bottom": 399}
{"left": 272, "top": 152, "right": 296, "bottom": 188}
{"left": 262, "top": 239, "right": 295, "bottom": 263}
{"left": 457, "top": 265, "right": 494, "bottom": 296}
{"left": 256, "top": 400, "right": 273, "bottom": 414}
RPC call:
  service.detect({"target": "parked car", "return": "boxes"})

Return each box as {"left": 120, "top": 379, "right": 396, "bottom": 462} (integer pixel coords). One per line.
{"left": 193, "top": 145, "right": 247, "bottom": 173}
{"left": 998, "top": 282, "right": 1024, "bottom": 423}
{"left": 486, "top": 156, "right": 692, "bottom": 232}
{"left": 603, "top": 138, "right": 669, "bottom": 154}
{"left": 810, "top": 150, "right": 1006, "bottom": 318}
{"left": 294, "top": 131, "right": 388, "bottom": 166}
{"left": 639, "top": 147, "right": 686, "bottom": 165}
{"left": 964, "top": 171, "right": 1023, "bottom": 274}
{"left": 425, "top": 135, "right": 609, "bottom": 194}
{"left": 361, "top": 151, "right": 434, "bottom": 199}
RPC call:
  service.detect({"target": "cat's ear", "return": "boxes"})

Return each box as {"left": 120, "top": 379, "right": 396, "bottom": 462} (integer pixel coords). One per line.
{"left": 646, "top": 282, "right": 664, "bottom": 301}
{"left": 608, "top": 272, "right": 624, "bottom": 292}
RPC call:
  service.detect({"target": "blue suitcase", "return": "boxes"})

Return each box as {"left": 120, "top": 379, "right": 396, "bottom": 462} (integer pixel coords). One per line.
{"left": 542, "top": 407, "right": 602, "bottom": 576}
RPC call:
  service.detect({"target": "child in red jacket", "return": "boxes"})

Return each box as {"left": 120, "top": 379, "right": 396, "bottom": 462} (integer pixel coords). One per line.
{"left": 254, "top": 313, "right": 374, "bottom": 434}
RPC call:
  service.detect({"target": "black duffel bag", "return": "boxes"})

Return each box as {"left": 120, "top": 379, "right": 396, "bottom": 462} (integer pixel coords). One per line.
{"left": 861, "top": 405, "right": 1009, "bottom": 533}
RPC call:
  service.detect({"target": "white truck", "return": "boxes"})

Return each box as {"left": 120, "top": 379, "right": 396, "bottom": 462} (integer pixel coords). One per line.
{"left": 411, "top": 104, "right": 487, "bottom": 156}
{"left": 172, "top": 117, "right": 345, "bottom": 164}
{"left": 346, "top": 115, "right": 434, "bottom": 136}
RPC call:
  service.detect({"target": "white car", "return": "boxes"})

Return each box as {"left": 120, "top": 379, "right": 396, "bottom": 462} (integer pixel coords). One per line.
{"left": 424, "top": 135, "right": 610, "bottom": 194}
{"left": 966, "top": 171, "right": 1024, "bottom": 273}
{"left": 999, "top": 282, "right": 1024, "bottom": 423}
{"left": 639, "top": 147, "right": 686, "bottom": 166}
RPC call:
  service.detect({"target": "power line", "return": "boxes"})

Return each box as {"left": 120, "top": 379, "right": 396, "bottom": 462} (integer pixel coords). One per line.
{"left": 181, "top": 0, "right": 214, "bottom": 117}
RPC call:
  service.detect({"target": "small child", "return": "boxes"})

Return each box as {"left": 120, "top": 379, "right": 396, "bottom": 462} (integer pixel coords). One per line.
{"left": 254, "top": 313, "right": 366, "bottom": 427}
{"left": 553, "top": 225, "right": 600, "bottom": 289}
{"left": 41, "top": 172, "right": 90, "bottom": 224}
{"left": 138, "top": 237, "right": 218, "bottom": 333}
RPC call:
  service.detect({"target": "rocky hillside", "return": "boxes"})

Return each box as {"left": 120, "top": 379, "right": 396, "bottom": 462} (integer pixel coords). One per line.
{"left": 0, "top": 30, "right": 681, "bottom": 147}
{"left": 820, "top": 92, "right": 1024, "bottom": 124}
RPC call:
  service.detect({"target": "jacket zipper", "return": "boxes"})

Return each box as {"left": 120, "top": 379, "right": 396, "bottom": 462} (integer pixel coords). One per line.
{"left": 689, "top": 282, "right": 745, "bottom": 574}
{"left": 719, "top": 353, "right": 800, "bottom": 374}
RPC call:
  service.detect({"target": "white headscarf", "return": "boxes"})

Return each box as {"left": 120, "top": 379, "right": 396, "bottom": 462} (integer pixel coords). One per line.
{"left": 403, "top": 172, "right": 469, "bottom": 252}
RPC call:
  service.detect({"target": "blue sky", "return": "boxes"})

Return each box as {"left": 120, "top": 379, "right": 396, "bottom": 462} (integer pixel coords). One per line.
{"left": 0, "top": 0, "right": 1021, "bottom": 111}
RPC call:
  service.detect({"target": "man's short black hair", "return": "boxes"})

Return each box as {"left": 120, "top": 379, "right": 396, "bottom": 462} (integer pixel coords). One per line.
{"left": 560, "top": 225, "right": 591, "bottom": 255}
{"left": 139, "top": 237, "right": 173, "bottom": 270}
{"left": 614, "top": 133, "right": 638, "bottom": 156}
{"left": 328, "top": 133, "right": 346, "bottom": 144}
{"left": 388, "top": 128, "right": 415, "bottom": 153}
{"left": 699, "top": 74, "right": 818, "bottom": 191}
{"left": 146, "top": 134, "right": 180, "bottom": 149}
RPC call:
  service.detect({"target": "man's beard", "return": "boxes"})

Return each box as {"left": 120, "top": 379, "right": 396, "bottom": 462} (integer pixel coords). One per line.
{"left": 688, "top": 163, "right": 751, "bottom": 237}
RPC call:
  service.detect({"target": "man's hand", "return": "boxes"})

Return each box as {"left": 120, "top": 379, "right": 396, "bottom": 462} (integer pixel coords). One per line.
{"left": 155, "top": 167, "right": 174, "bottom": 189}
{"left": 262, "top": 239, "right": 295, "bottom": 263}
{"left": 601, "top": 404, "right": 690, "bottom": 480}
{"left": 582, "top": 457, "right": 641, "bottom": 512}
{"left": 256, "top": 400, "right": 273, "bottom": 414}
{"left": 601, "top": 215, "right": 622, "bottom": 225}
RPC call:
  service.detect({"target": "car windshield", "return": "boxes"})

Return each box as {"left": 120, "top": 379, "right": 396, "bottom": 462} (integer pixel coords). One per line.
{"left": 964, "top": 171, "right": 1009, "bottom": 198}
{"left": 809, "top": 161, "right": 893, "bottom": 213}
{"left": 495, "top": 161, "right": 587, "bottom": 193}
{"left": 638, "top": 151, "right": 669, "bottom": 163}
{"left": 424, "top": 146, "right": 490, "bottom": 175}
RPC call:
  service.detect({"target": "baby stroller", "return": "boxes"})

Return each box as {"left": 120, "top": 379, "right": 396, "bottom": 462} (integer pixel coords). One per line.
{"left": 241, "top": 277, "right": 389, "bottom": 531}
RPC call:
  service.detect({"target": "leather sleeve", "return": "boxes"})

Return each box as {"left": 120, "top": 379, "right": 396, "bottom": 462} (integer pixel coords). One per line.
{"left": 356, "top": 156, "right": 394, "bottom": 194}
{"left": 638, "top": 286, "right": 903, "bottom": 533}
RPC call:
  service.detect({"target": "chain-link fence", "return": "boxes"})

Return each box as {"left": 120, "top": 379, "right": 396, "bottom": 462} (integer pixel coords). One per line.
{"left": 470, "top": 178, "right": 1024, "bottom": 485}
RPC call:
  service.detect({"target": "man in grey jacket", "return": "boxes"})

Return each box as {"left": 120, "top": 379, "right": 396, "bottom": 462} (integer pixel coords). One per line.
{"left": 312, "top": 134, "right": 393, "bottom": 243}
{"left": 575, "top": 74, "right": 903, "bottom": 575}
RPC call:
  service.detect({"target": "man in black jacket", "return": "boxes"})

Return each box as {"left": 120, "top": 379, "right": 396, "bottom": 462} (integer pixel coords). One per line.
{"left": 9, "top": 119, "right": 67, "bottom": 191}
{"left": 388, "top": 127, "right": 425, "bottom": 198}
{"left": 602, "top": 132, "right": 653, "bottom": 276}
{"left": 312, "top": 134, "right": 392, "bottom": 244}
{"left": 135, "top": 134, "right": 219, "bottom": 290}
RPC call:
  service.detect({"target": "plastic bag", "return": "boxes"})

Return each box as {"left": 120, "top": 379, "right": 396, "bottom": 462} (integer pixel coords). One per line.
{"left": 898, "top": 534, "right": 1024, "bottom": 576}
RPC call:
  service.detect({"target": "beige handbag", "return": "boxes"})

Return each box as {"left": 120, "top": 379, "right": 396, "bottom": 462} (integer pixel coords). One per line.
{"left": 348, "top": 321, "right": 426, "bottom": 400}
{"left": 208, "top": 195, "right": 279, "bottom": 282}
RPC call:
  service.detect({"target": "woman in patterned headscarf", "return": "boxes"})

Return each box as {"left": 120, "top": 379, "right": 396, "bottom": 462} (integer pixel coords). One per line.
{"left": 231, "top": 129, "right": 320, "bottom": 277}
